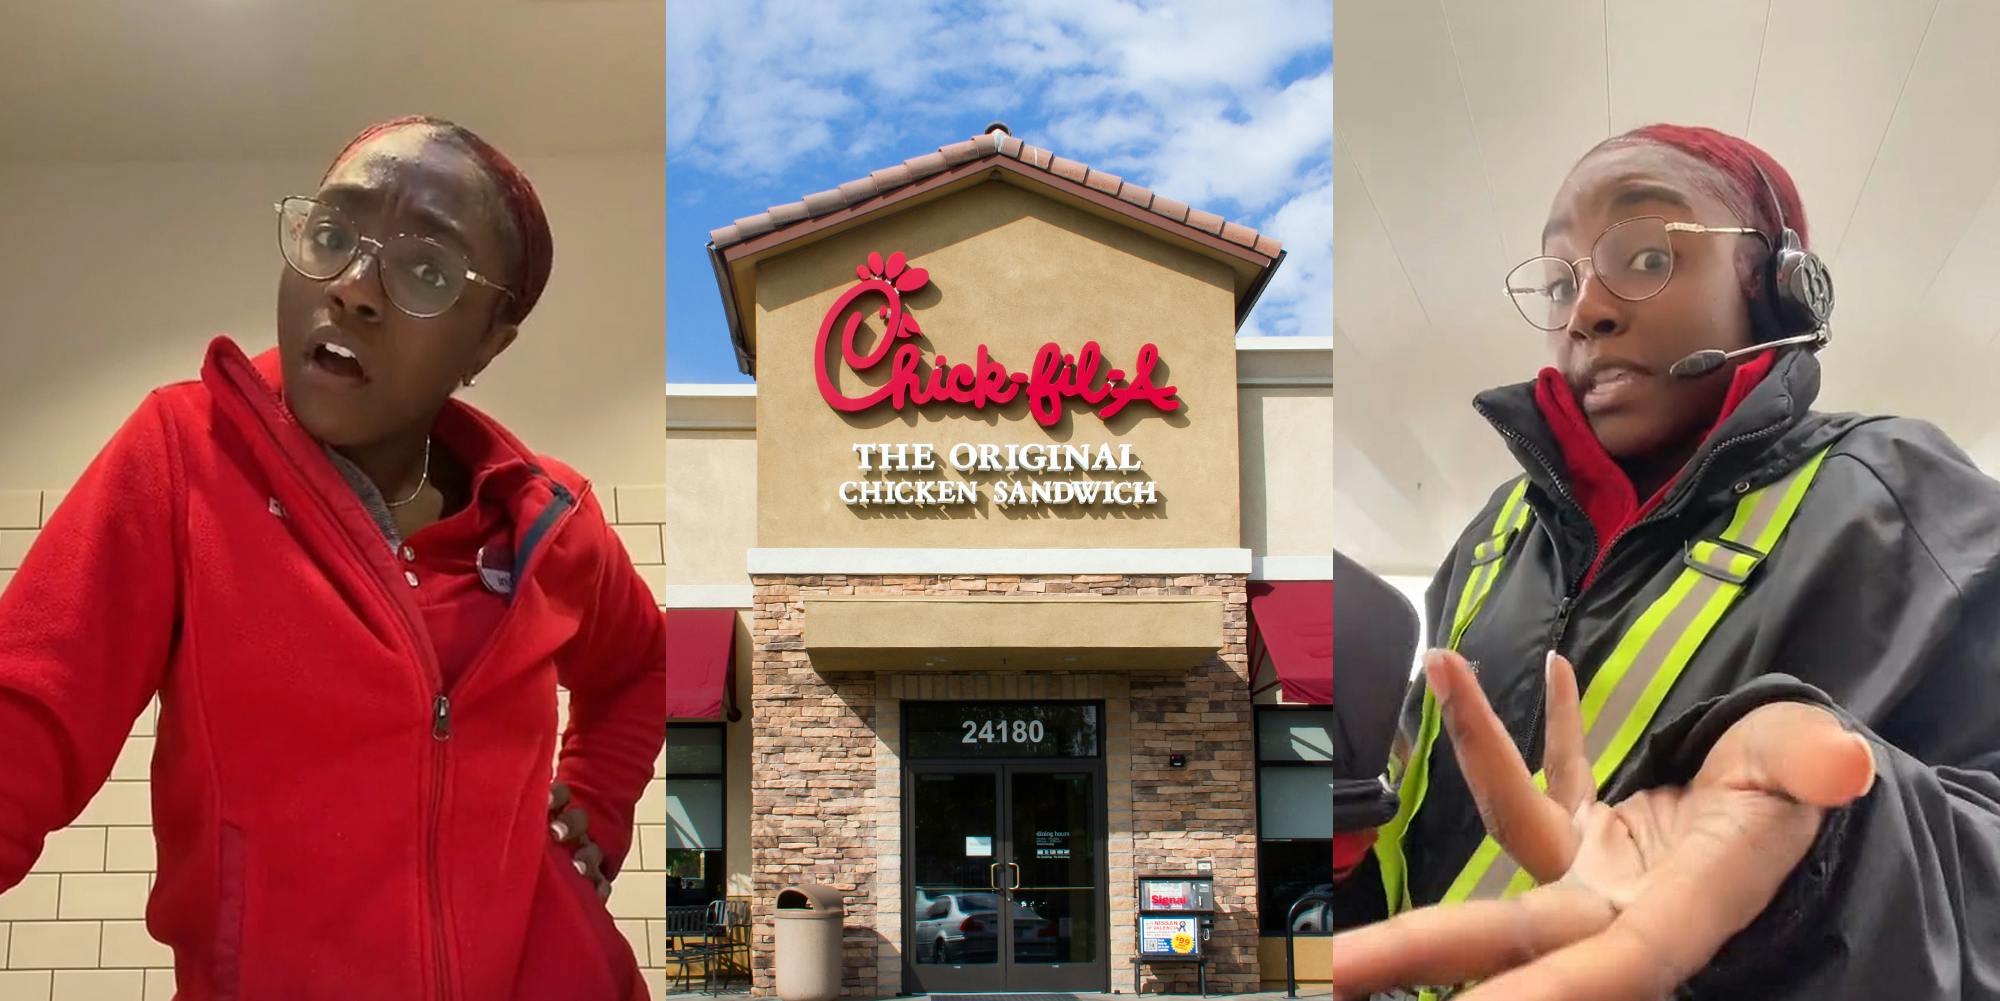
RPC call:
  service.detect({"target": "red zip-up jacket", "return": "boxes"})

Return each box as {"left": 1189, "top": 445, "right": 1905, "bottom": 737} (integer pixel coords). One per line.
{"left": 0, "top": 337, "right": 665, "bottom": 1000}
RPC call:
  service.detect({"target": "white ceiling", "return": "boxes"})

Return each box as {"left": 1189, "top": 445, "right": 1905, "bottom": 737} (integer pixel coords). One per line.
{"left": 0, "top": 0, "right": 662, "bottom": 162}
{"left": 1335, "top": 0, "right": 2000, "bottom": 575}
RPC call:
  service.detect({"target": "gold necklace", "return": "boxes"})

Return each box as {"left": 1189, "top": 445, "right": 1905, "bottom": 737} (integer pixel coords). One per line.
{"left": 384, "top": 437, "right": 432, "bottom": 509}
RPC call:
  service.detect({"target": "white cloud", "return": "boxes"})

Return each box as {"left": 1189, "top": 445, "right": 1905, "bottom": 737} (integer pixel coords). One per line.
{"left": 1245, "top": 177, "right": 1333, "bottom": 338}
{"left": 667, "top": 0, "right": 960, "bottom": 179}
{"left": 1145, "top": 70, "right": 1332, "bottom": 215}
{"left": 669, "top": 0, "right": 1330, "bottom": 335}
{"left": 1044, "top": 107, "right": 1163, "bottom": 160}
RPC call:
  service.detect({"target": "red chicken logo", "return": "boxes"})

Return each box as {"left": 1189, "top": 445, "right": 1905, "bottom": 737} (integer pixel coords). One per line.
{"left": 815, "top": 251, "right": 1180, "bottom": 428}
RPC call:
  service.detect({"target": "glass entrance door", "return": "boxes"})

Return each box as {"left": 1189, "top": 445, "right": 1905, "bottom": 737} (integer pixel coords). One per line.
{"left": 905, "top": 759, "right": 1106, "bottom": 993}
{"left": 1004, "top": 765, "right": 1107, "bottom": 991}
{"left": 908, "top": 767, "right": 1005, "bottom": 993}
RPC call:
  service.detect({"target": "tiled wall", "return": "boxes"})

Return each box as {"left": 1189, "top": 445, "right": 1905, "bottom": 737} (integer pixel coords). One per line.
{"left": 0, "top": 486, "right": 671, "bottom": 1001}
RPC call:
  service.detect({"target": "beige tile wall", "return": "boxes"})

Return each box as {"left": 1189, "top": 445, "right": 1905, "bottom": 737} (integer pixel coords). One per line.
{"left": 0, "top": 485, "right": 669, "bottom": 1001}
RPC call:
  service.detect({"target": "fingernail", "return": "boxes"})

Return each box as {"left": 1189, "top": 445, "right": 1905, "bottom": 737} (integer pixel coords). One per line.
{"left": 551, "top": 821, "right": 569, "bottom": 841}
{"left": 575, "top": 859, "right": 588, "bottom": 876}
{"left": 1853, "top": 735, "right": 1878, "bottom": 795}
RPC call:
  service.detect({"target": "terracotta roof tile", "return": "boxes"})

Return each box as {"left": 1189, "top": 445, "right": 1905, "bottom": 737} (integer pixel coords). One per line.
{"left": 706, "top": 128, "right": 1278, "bottom": 263}
{"left": 940, "top": 139, "right": 983, "bottom": 165}
{"left": 869, "top": 164, "right": 913, "bottom": 190}
{"left": 730, "top": 213, "right": 777, "bottom": 240}
{"left": 801, "top": 188, "right": 845, "bottom": 215}
{"left": 769, "top": 201, "right": 809, "bottom": 226}
{"left": 1185, "top": 208, "right": 1225, "bottom": 236}
{"left": 837, "top": 177, "right": 879, "bottom": 204}
{"left": 1049, "top": 156, "right": 1088, "bottom": 184}
{"left": 905, "top": 151, "right": 949, "bottom": 179}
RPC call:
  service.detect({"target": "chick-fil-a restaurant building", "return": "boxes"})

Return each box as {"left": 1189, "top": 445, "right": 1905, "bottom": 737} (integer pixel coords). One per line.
{"left": 665, "top": 126, "right": 1333, "bottom": 997}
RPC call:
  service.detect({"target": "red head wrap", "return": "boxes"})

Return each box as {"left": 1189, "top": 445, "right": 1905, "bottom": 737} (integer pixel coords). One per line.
{"left": 1591, "top": 124, "right": 1810, "bottom": 340}
{"left": 1597, "top": 123, "right": 1808, "bottom": 247}
{"left": 323, "top": 115, "right": 552, "bottom": 325}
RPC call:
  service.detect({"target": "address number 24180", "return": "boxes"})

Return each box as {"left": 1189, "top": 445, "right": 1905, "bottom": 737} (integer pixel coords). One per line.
{"left": 962, "top": 719, "right": 1047, "bottom": 744}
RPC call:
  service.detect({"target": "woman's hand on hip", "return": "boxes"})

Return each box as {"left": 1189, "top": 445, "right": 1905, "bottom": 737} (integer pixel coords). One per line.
{"left": 549, "top": 780, "right": 612, "bottom": 901}
{"left": 1331, "top": 650, "right": 1876, "bottom": 1001}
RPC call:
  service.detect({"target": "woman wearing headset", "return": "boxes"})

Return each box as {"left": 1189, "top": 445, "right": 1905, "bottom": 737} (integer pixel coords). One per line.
{"left": 0, "top": 117, "right": 663, "bottom": 999}
{"left": 1332, "top": 125, "right": 2000, "bottom": 999}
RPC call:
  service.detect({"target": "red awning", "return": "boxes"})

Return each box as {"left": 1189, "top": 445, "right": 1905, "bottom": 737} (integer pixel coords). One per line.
{"left": 1248, "top": 580, "right": 1331, "bottom": 705}
{"left": 666, "top": 609, "right": 738, "bottom": 720}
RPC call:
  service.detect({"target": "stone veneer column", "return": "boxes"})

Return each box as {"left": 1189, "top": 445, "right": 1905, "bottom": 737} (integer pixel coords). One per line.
{"left": 750, "top": 574, "right": 1254, "bottom": 998}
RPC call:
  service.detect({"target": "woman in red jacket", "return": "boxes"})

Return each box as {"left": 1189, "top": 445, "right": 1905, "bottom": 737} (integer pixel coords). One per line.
{"left": 0, "top": 117, "right": 665, "bottom": 999}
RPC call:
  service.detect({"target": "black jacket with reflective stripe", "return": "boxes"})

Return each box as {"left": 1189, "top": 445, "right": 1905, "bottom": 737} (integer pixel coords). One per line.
{"left": 1405, "top": 348, "right": 2000, "bottom": 998}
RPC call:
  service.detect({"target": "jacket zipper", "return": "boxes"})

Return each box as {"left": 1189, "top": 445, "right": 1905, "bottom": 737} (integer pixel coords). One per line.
{"left": 1596, "top": 420, "right": 1792, "bottom": 577}
{"left": 414, "top": 484, "right": 575, "bottom": 1001}
{"left": 432, "top": 696, "right": 456, "bottom": 1001}
{"left": 419, "top": 482, "right": 577, "bottom": 1001}
{"left": 1473, "top": 402, "right": 1595, "bottom": 763}
{"left": 218, "top": 354, "right": 582, "bottom": 1001}
{"left": 246, "top": 418, "right": 458, "bottom": 1000}
{"left": 429, "top": 695, "right": 451, "bottom": 1000}
{"left": 231, "top": 396, "right": 476, "bottom": 1000}
{"left": 1474, "top": 400, "right": 1793, "bottom": 767}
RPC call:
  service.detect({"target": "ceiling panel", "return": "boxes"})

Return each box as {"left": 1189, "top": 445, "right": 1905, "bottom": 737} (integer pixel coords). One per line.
{"left": 1441, "top": 0, "right": 1610, "bottom": 265}
{"left": 1334, "top": 1, "right": 1514, "bottom": 349}
{"left": 1606, "top": 0, "right": 1769, "bottom": 134}
{"left": 1825, "top": 0, "right": 2000, "bottom": 371}
{"left": 1332, "top": 140, "right": 1436, "bottom": 360}
{"left": 1745, "top": 0, "right": 1937, "bottom": 258}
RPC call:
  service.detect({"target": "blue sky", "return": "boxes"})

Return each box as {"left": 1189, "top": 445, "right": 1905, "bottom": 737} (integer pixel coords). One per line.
{"left": 666, "top": 0, "right": 1332, "bottom": 383}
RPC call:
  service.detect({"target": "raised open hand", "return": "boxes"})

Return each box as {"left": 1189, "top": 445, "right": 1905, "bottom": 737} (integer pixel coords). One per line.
{"left": 1333, "top": 650, "right": 1876, "bottom": 1000}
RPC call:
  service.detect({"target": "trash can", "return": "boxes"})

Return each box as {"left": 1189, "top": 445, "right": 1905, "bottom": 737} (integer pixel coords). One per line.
{"left": 774, "top": 884, "right": 845, "bottom": 1001}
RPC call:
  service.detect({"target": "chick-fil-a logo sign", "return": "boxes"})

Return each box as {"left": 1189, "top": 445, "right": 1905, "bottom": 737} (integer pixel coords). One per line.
{"left": 814, "top": 252, "right": 1181, "bottom": 428}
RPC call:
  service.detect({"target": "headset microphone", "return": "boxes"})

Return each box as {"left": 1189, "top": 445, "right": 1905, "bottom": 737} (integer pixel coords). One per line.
{"left": 1669, "top": 332, "right": 1828, "bottom": 378}
{"left": 1670, "top": 159, "right": 1835, "bottom": 379}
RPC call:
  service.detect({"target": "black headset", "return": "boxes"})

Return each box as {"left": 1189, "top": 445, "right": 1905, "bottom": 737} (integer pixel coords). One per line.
{"left": 1749, "top": 159, "right": 1835, "bottom": 342}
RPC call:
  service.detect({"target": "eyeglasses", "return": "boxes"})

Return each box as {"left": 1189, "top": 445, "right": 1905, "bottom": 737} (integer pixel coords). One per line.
{"left": 275, "top": 196, "right": 514, "bottom": 319}
{"left": 1503, "top": 215, "right": 1767, "bottom": 331}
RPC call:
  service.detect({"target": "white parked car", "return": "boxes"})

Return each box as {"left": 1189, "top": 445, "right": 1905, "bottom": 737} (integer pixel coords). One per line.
{"left": 914, "top": 891, "right": 1050, "bottom": 964}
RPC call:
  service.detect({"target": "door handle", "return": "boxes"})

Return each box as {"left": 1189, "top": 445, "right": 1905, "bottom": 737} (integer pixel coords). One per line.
{"left": 1006, "top": 862, "right": 1022, "bottom": 890}
{"left": 989, "top": 862, "right": 1002, "bottom": 889}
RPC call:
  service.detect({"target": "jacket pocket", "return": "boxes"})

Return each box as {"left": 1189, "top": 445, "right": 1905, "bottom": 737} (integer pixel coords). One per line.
{"left": 213, "top": 822, "right": 246, "bottom": 1001}
{"left": 511, "top": 841, "right": 637, "bottom": 1000}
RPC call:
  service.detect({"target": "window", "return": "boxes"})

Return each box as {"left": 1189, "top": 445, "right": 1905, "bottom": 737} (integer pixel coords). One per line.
{"left": 666, "top": 723, "right": 726, "bottom": 909}
{"left": 1255, "top": 707, "right": 1334, "bottom": 934}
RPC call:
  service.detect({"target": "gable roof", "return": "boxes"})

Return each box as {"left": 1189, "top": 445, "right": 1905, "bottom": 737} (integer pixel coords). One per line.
{"left": 706, "top": 125, "right": 1286, "bottom": 375}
